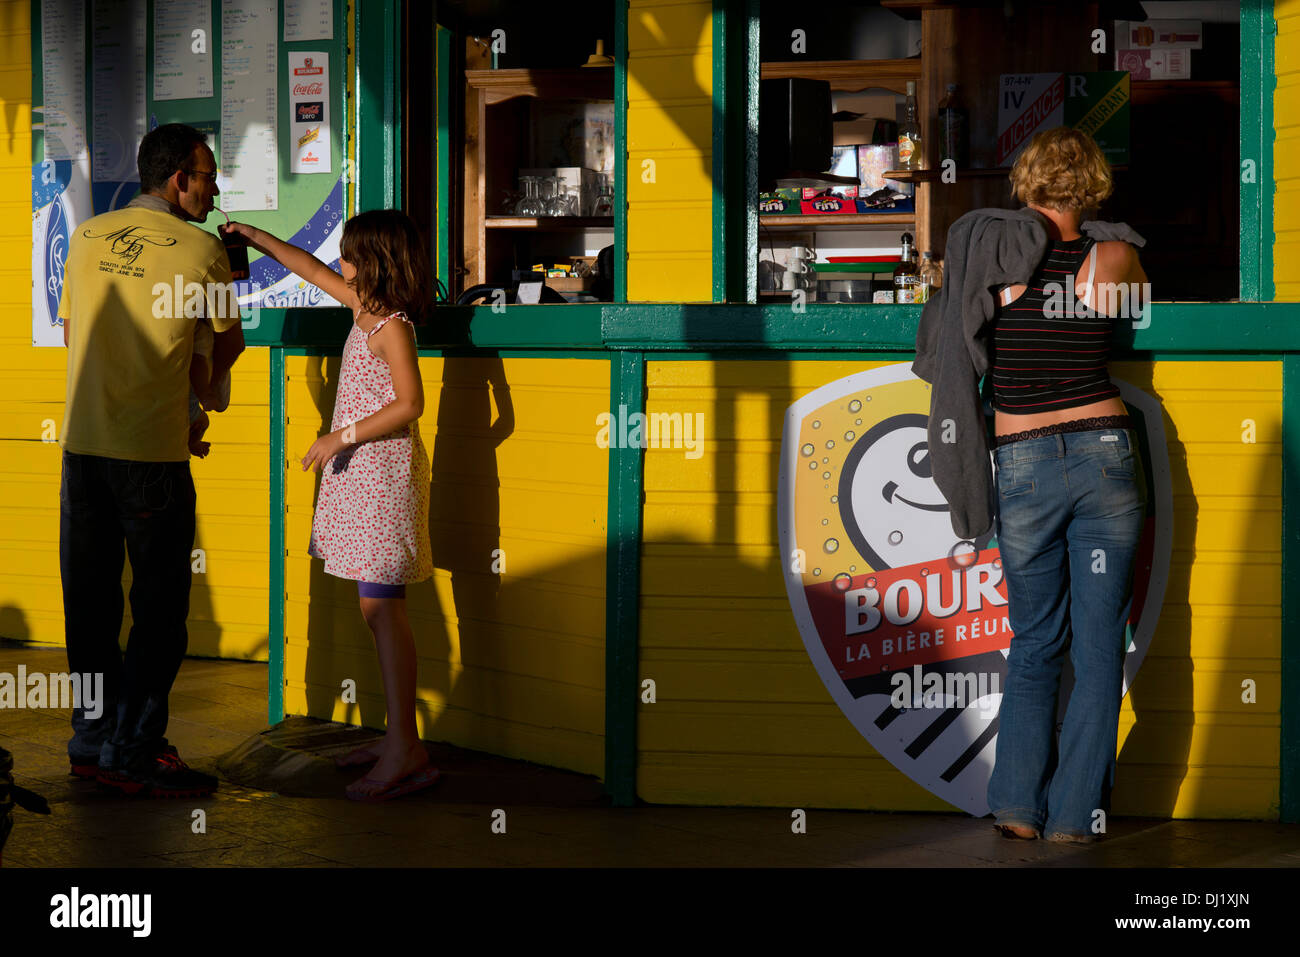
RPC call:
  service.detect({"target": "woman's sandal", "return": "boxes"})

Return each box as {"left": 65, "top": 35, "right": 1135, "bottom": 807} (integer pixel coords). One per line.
{"left": 994, "top": 823, "right": 1041, "bottom": 840}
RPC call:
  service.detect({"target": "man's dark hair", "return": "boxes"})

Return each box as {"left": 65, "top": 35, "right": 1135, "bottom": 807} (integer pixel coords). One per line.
{"left": 138, "top": 124, "right": 208, "bottom": 193}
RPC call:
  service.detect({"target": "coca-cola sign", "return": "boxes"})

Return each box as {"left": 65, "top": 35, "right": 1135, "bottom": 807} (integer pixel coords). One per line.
{"left": 293, "top": 82, "right": 324, "bottom": 96}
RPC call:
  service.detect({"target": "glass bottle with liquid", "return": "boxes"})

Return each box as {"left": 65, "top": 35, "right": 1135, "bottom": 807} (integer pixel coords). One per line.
{"left": 898, "top": 81, "right": 923, "bottom": 170}
{"left": 919, "top": 251, "right": 942, "bottom": 302}
{"left": 894, "top": 233, "right": 921, "bottom": 303}
{"left": 938, "top": 83, "right": 969, "bottom": 168}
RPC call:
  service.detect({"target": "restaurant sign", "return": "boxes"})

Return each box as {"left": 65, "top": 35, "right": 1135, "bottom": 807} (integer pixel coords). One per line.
{"left": 777, "top": 364, "right": 1170, "bottom": 815}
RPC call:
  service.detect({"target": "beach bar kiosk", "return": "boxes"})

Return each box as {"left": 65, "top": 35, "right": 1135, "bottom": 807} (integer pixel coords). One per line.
{"left": 5, "top": 0, "right": 1300, "bottom": 823}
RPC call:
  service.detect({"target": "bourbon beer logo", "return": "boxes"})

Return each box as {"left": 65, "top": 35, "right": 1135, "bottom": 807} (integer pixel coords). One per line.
{"left": 778, "top": 364, "right": 1171, "bottom": 815}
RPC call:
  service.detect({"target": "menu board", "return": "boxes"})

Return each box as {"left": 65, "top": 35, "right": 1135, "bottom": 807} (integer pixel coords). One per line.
{"left": 31, "top": 0, "right": 349, "bottom": 346}
{"left": 284, "top": 0, "right": 333, "bottom": 41}
{"left": 91, "top": 0, "right": 147, "bottom": 183}
{"left": 221, "top": 0, "right": 279, "bottom": 210}
{"left": 153, "top": 0, "right": 214, "bottom": 101}
{"left": 40, "top": 0, "right": 87, "bottom": 161}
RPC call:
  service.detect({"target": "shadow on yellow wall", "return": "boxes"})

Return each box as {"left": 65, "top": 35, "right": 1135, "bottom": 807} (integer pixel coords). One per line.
{"left": 289, "top": 353, "right": 605, "bottom": 773}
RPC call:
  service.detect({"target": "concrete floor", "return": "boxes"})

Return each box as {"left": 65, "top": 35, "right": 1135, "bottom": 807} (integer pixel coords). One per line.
{"left": 3, "top": 641, "right": 1300, "bottom": 868}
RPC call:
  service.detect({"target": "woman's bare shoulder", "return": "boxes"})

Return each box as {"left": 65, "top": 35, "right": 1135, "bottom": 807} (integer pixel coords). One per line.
{"left": 1094, "top": 240, "right": 1142, "bottom": 282}
{"left": 1095, "top": 239, "right": 1139, "bottom": 267}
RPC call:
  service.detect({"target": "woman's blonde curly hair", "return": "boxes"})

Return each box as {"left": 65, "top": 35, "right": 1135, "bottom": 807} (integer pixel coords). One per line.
{"left": 1008, "top": 127, "right": 1113, "bottom": 212}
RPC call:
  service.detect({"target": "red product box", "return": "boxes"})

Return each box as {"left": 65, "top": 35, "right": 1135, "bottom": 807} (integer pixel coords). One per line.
{"left": 800, "top": 196, "right": 858, "bottom": 215}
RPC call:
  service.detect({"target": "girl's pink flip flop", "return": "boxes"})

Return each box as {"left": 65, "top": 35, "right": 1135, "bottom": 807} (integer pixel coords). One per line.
{"left": 346, "top": 764, "right": 441, "bottom": 804}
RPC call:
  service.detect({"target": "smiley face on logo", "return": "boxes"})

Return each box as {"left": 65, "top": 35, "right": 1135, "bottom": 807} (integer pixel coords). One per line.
{"left": 838, "top": 412, "right": 991, "bottom": 571}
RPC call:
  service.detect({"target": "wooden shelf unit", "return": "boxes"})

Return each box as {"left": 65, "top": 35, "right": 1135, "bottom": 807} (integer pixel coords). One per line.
{"left": 460, "top": 65, "right": 614, "bottom": 298}
{"left": 485, "top": 216, "right": 614, "bottom": 230}
{"left": 760, "top": 58, "right": 921, "bottom": 96}
{"left": 759, "top": 57, "right": 927, "bottom": 254}
{"left": 756, "top": 4, "right": 1120, "bottom": 265}
{"left": 884, "top": 166, "right": 1008, "bottom": 182}
{"left": 760, "top": 213, "right": 915, "bottom": 228}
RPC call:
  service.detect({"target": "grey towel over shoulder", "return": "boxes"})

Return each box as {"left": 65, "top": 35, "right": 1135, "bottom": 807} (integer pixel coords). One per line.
{"left": 911, "top": 206, "right": 1147, "bottom": 541}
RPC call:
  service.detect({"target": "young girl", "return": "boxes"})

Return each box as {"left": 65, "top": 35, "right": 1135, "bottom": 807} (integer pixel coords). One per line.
{"left": 220, "top": 211, "right": 438, "bottom": 802}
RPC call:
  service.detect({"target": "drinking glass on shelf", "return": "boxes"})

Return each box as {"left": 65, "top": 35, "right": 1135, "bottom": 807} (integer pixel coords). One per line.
{"left": 499, "top": 188, "right": 522, "bottom": 214}
{"left": 541, "top": 176, "right": 565, "bottom": 216}
{"left": 515, "top": 176, "right": 543, "bottom": 216}
{"left": 560, "top": 182, "right": 581, "bottom": 216}
{"left": 593, "top": 183, "right": 614, "bottom": 216}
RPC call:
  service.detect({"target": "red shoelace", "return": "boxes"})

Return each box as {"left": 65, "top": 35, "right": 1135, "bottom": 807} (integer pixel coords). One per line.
{"left": 154, "top": 750, "right": 185, "bottom": 770}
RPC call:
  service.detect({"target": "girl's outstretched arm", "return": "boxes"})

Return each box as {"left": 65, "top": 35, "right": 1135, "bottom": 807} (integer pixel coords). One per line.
{"left": 220, "top": 222, "right": 359, "bottom": 311}
{"left": 301, "top": 317, "right": 425, "bottom": 472}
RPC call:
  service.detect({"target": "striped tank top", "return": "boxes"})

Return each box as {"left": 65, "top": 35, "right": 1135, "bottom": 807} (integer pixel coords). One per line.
{"left": 988, "top": 235, "right": 1121, "bottom": 414}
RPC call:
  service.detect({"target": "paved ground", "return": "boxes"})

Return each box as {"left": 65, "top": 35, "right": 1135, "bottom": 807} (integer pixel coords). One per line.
{"left": 3, "top": 640, "right": 1300, "bottom": 868}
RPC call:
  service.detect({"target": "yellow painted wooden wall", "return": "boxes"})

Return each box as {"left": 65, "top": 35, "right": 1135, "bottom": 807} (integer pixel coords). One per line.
{"left": 626, "top": 0, "right": 714, "bottom": 302}
{"left": 1279, "top": 0, "right": 1300, "bottom": 298}
{"left": 0, "top": 0, "right": 269, "bottom": 659}
{"left": 637, "top": 359, "right": 1282, "bottom": 818}
{"left": 282, "top": 354, "right": 609, "bottom": 775}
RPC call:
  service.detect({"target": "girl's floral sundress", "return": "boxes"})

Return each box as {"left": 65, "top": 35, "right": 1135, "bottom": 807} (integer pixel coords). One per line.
{"left": 308, "top": 312, "right": 433, "bottom": 585}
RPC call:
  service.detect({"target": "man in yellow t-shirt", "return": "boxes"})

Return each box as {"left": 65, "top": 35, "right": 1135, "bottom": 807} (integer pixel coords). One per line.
{"left": 59, "top": 124, "right": 245, "bottom": 798}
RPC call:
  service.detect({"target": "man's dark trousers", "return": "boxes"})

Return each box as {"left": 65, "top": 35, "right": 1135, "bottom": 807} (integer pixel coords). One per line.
{"left": 60, "top": 450, "right": 196, "bottom": 770}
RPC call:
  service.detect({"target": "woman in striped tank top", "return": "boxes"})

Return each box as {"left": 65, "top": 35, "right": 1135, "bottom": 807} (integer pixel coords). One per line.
{"left": 985, "top": 129, "right": 1150, "bottom": 843}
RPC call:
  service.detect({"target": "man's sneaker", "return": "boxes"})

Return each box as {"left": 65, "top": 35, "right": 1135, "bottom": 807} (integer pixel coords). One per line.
{"left": 96, "top": 746, "right": 217, "bottom": 798}
{"left": 70, "top": 760, "right": 99, "bottom": 780}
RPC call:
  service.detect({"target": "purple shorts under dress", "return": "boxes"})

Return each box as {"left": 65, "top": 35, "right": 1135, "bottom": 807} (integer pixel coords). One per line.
{"left": 356, "top": 580, "right": 406, "bottom": 599}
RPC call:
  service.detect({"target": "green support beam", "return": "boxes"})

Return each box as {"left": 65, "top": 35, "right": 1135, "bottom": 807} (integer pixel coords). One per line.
{"left": 356, "top": 0, "right": 401, "bottom": 210}
{"left": 604, "top": 350, "right": 646, "bottom": 806}
{"left": 437, "top": 23, "right": 451, "bottom": 293}
{"left": 268, "top": 346, "right": 286, "bottom": 724}
{"left": 615, "top": 0, "right": 628, "bottom": 303}
{"left": 1240, "top": 1, "right": 1276, "bottom": 302}
{"left": 711, "top": 0, "right": 758, "bottom": 303}
{"left": 1284, "top": 354, "right": 1299, "bottom": 823}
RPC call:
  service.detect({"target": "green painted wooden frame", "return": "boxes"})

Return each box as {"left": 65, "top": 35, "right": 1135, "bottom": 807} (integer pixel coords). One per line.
{"left": 605, "top": 351, "right": 644, "bottom": 807}
{"left": 711, "top": 0, "right": 758, "bottom": 302}
{"left": 438, "top": 23, "right": 452, "bottom": 293}
{"left": 615, "top": 0, "right": 628, "bottom": 303}
{"left": 1241, "top": 1, "right": 1276, "bottom": 302}
{"left": 269, "top": 0, "right": 1299, "bottom": 822}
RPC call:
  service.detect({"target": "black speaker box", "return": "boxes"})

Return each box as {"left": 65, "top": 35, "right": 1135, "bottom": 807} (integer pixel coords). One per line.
{"left": 759, "top": 77, "right": 832, "bottom": 188}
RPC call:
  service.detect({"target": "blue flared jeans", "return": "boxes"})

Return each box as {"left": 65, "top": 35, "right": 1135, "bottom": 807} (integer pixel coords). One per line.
{"left": 986, "top": 427, "right": 1147, "bottom": 838}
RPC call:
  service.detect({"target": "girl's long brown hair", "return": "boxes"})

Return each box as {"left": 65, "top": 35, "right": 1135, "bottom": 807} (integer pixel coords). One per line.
{"left": 339, "top": 209, "right": 433, "bottom": 323}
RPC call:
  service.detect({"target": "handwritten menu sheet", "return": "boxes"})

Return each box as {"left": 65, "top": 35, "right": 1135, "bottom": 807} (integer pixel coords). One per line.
{"left": 91, "top": 0, "right": 146, "bottom": 182}
{"left": 220, "top": 0, "right": 279, "bottom": 210}
{"left": 41, "top": 0, "right": 87, "bottom": 161}
{"left": 154, "top": 0, "right": 213, "bottom": 101}
{"left": 284, "top": 0, "right": 333, "bottom": 41}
